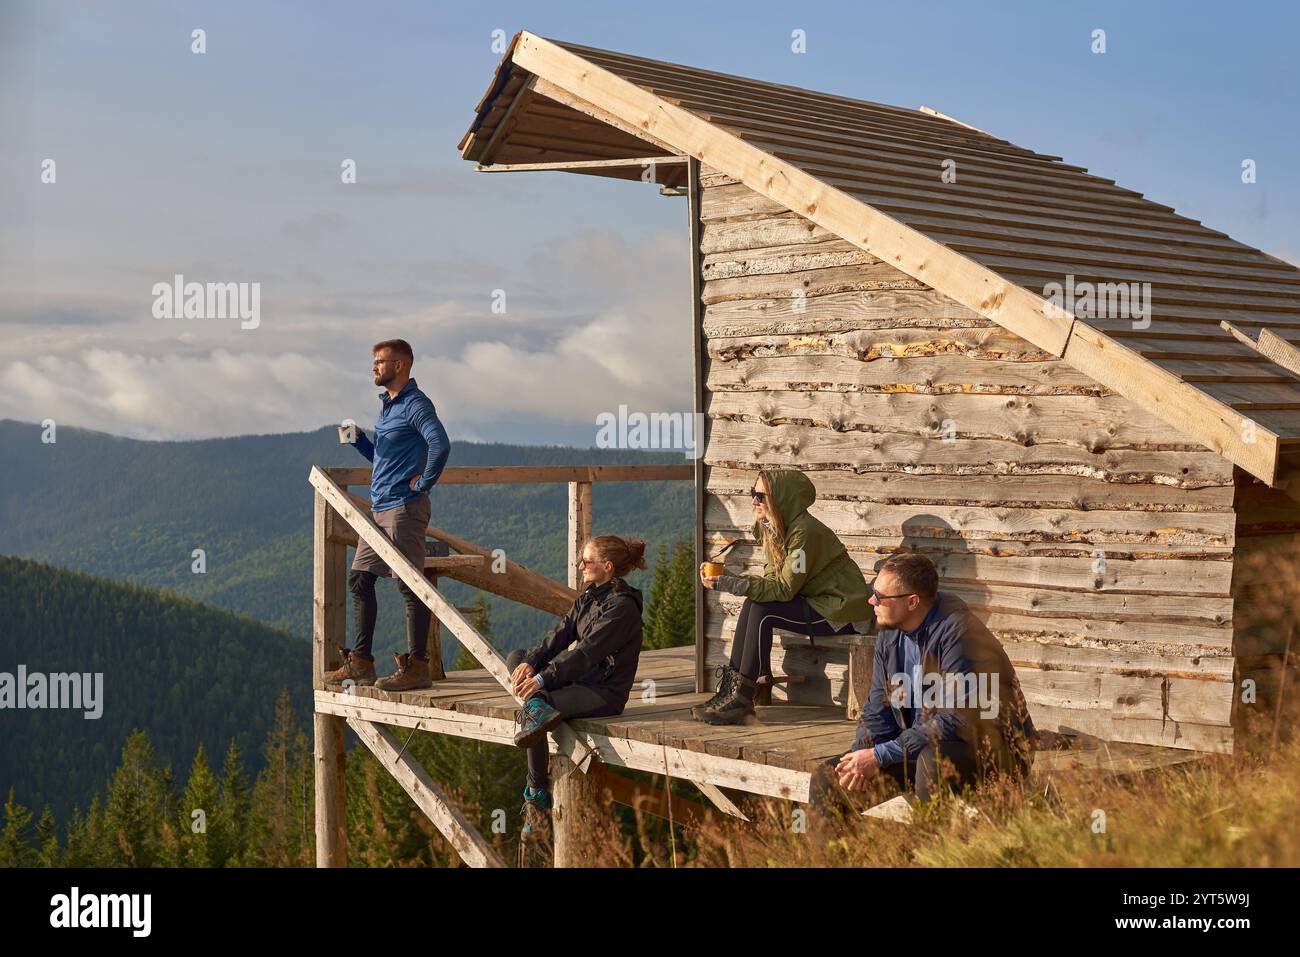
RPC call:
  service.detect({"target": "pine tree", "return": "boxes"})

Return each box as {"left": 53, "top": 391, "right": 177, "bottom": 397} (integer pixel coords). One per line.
{"left": 81, "top": 795, "right": 108, "bottom": 867}
{"left": 244, "top": 690, "right": 313, "bottom": 867}
{"left": 645, "top": 536, "right": 695, "bottom": 649}
{"left": 176, "top": 743, "right": 219, "bottom": 867}
{"left": 0, "top": 787, "right": 37, "bottom": 867}
{"left": 62, "top": 806, "right": 89, "bottom": 867}
{"left": 664, "top": 537, "right": 698, "bottom": 647}
{"left": 103, "top": 730, "right": 172, "bottom": 867}
{"left": 214, "top": 738, "right": 250, "bottom": 867}
{"left": 643, "top": 544, "right": 673, "bottom": 648}
{"left": 36, "top": 806, "right": 60, "bottom": 867}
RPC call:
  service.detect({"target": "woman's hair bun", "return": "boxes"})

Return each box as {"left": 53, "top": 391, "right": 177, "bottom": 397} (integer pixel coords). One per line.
{"left": 589, "top": 535, "right": 648, "bottom": 577}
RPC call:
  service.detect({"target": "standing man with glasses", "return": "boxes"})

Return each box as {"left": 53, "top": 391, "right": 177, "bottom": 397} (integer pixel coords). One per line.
{"left": 809, "top": 552, "right": 1036, "bottom": 834}
{"left": 325, "top": 338, "right": 451, "bottom": 691}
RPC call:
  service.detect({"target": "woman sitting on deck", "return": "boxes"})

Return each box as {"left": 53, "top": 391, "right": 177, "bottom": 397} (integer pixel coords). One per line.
{"left": 697, "top": 468, "right": 874, "bottom": 725}
{"left": 507, "top": 534, "right": 647, "bottom": 837}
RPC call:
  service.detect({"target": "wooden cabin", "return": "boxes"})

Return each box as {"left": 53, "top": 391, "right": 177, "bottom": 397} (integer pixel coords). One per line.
{"left": 459, "top": 31, "right": 1300, "bottom": 755}
{"left": 309, "top": 32, "right": 1300, "bottom": 869}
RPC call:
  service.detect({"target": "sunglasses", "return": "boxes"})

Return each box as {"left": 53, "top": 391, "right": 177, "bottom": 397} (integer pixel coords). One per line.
{"left": 871, "top": 588, "right": 917, "bottom": 602}
{"left": 750, "top": 488, "right": 767, "bottom": 504}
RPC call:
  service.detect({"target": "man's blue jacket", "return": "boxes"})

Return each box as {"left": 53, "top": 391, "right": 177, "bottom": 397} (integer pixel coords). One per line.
{"left": 853, "top": 591, "right": 1037, "bottom": 768}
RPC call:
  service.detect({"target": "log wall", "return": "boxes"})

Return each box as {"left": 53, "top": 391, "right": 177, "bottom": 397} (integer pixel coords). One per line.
{"left": 696, "top": 166, "right": 1256, "bottom": 752}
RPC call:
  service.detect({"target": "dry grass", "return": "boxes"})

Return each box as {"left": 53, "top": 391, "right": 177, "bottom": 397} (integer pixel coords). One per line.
{"left": 682, "top": 717, "right": 1300, "bottom": 869}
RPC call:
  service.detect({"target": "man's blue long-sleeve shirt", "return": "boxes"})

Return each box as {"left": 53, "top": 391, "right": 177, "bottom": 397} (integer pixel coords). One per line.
{"left": 353, "top": 378, "right": 450, "bottom": 511}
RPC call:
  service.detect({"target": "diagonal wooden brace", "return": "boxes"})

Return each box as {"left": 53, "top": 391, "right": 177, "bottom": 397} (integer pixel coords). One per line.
{"left": 347, "top": 717, "right": 504, "bottom": 868}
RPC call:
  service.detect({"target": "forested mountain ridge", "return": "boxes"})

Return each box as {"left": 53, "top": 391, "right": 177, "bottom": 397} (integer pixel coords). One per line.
{"left": 0, "top": 555, "right": 307, "bottom": 823}
{"left": 0, "top": 418, "right": 694, "bottom": 663}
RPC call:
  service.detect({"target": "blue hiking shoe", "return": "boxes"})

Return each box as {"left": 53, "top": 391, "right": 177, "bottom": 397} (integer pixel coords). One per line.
{"left": 521, "top": 784, "right": 552, "bottom": 840}
{"left": 513, "top": 696, "right": 565, "bottom": 749}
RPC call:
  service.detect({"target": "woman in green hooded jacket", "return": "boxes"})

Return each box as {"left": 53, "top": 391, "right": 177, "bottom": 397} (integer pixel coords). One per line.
{"left": 696, "top": 468, "right": 875, "bottom": 724}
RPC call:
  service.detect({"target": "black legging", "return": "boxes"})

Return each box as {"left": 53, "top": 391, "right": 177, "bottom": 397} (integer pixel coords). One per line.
{"left": 348, "top": 569, "right": 431, "bottom": 660}
{"left": 729, "top": 595, "right": 855, "bottom": 681}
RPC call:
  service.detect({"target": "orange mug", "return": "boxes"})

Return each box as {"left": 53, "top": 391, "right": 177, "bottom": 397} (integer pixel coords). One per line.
{"left": 702, "top": 561, "right": 725, "bottom": 579}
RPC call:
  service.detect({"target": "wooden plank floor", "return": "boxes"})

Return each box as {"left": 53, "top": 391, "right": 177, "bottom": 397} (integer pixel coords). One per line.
{"left": 338, "top": 645, "right": 1206, "bottom": 784}
{"left": 347, "top": 645, "right": 857, "bottom": 773}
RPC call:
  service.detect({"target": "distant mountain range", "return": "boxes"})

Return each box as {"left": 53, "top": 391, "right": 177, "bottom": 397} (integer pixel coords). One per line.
{"left": 0, "top": 418, "right": 694, "bottom": 665}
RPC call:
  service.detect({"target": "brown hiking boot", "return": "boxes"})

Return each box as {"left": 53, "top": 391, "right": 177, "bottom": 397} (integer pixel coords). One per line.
{"left": 374, "top": 652, "right": 433, "bottom": 692}
{"left": 323, "top": 647, "right": 375, "bottom": 687}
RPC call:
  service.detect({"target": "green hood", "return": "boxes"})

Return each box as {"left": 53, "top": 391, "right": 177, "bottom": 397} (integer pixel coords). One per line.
{"left": 757, "top": 467, "right": 817, "bottom": 530}
{"left": 745, "top": 467, "right": 874, "bottom": 625}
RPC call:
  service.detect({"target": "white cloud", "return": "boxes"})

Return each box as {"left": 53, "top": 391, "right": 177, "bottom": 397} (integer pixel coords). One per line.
{"left": 0, "top": 228, "right": 694, "bottom": 442}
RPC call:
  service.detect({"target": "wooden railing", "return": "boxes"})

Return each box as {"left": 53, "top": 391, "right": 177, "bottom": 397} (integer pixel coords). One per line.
{"left": 309, "top": 463, "right": 693, "bottom": 866}
{"left": 311, "top": 463, "right": 694, "bottom": 680}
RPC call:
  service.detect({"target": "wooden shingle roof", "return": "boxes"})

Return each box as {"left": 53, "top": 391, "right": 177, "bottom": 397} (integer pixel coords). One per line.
{"left": 460, "top": 32, "right": 1300, "bottom": 487}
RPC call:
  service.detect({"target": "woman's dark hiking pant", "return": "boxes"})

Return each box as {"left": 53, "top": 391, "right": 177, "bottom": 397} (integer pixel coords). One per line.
{"left": 505, "top": 649, "right": 626, "bottom": 791}
{"left": 729, "top": 595, "right": 856, "bottom": 682}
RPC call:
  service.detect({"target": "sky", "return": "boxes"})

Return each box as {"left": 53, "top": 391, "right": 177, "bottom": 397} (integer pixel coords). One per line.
{"left": 1, "top": 0, "right": 1296, "bottom": 446}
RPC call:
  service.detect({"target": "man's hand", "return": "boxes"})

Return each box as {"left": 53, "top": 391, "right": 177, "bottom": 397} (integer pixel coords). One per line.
{"left": 511, "top": 662, "right": 536, "bottom": 699}
{"left": 835, "top": 747, "right": 879, "bottom": 792}
{"left": 408, "top": 475, "right": 421, "bottom": 493}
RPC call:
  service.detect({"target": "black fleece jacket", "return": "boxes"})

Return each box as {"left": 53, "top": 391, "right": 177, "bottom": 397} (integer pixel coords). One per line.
{"left": 522, "top": 579, "right": 644, "bottom": 699}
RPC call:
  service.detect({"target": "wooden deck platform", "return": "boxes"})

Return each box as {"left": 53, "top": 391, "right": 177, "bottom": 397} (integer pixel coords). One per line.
{"left": 318, "top": 646, "right": 851, "bottom": 802}
{"left": 314, "top": 645, "right": 1205, "bottom": 806}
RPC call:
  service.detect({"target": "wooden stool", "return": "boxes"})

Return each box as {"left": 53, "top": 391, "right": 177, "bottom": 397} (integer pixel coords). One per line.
{"left": 753, "top": 669, "right": 807, "bottom": 706}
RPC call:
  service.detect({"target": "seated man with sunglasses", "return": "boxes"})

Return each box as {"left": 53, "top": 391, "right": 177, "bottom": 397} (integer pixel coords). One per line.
{"left": 810, "top": 552, "right": 1036, "bottom": 827}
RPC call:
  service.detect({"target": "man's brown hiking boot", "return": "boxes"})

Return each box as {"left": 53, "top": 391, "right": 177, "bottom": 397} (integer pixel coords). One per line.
{"left": 323, "top": 647, "right": 376, "bottom": 687}
{"left": 374, "top": 652, "right": 433, "bottom": 692}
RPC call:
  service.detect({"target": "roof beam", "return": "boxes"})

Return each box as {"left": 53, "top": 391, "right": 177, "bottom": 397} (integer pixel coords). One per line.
{"left": 1221, "top": 320, "right": 1300, "bottom": 384}
{"left": 476, "top": 73, "right": 537, "bottom": 165}
{"left": 476, "top": 155, "right": 686, "bottom": 173}
{"left": 530, "top": 74, "right": 682, "bottom": 155}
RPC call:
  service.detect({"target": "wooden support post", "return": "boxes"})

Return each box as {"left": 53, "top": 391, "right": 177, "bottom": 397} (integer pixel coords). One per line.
{"left": 313, "top": 490, "right": 349, "bottom": 868}
{"left": 551, "top": 753, "right": 611, "bottom": 867}
{"left": 313, "top": 712, "right": 347, "bottom": 867}
{"left": 347, "top": 718, "right": 505, "bottom": 868}
{"left": 846, "top": 635, "right": 875, "bottom": 721}
{"left": 313, "top": 491, "right": 348, "bottom": 690}
{"left": 423, "top": 570, "right": 446, "bottom": 680}
{"left": 567, "top": 480, "right": 592, "bottom": 590}
{"left": 688, "top": 155, "right": 708, "bottom": 693}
